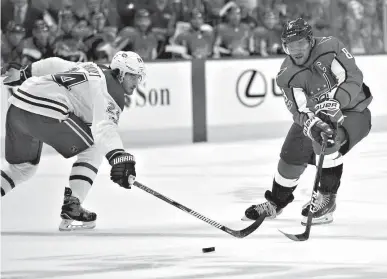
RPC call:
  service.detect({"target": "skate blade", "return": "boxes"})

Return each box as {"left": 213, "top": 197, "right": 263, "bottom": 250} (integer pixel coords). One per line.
{"left": 59, "top": 219, "right": 96, "bottom": 231}
{"left": 241, "top": 215, "right": 254, "bottom": 221}
{"left": 301, "top": 213, "right": 333, "bottom": 226}
{"left": 241, "top": 214, "right": 276, "bottom": 221}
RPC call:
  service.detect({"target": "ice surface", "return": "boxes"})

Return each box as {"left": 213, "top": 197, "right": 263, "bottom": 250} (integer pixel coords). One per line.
{"left": 2, "top": 132, "right": 387, "bottom": 279}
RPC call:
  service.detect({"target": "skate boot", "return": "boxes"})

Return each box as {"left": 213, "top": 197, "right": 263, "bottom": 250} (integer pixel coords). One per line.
{"left": 242, "top": 182, "right": 295, "bottom": 221}
{"left": 59, "top": 187, "right": 97, "bottom": 231}
{"left": 242, "top": 194, "right": 282, "bottom": 221}
{"left": 301, "top": 191, "right": 336, "bottom": 225}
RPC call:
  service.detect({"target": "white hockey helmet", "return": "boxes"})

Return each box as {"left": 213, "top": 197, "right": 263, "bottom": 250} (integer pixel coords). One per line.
{"left": 110, "top": 51, "right": 145, "bottom": 83}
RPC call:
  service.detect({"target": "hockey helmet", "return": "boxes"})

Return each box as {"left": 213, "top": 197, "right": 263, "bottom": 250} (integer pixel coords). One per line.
{"left": 281, "top": 18, "right": 313, "bottom": 54}
{"left": 110, "top": 51, "right": 145, "bottom": 83}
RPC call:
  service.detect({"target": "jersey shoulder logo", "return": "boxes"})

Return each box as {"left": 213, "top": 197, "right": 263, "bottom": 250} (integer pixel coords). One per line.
{"left": 277, "top": 67, "right": 287, "bottom": 78}
{"left": 318, "top": 36, "right": 333, "bottom": 45}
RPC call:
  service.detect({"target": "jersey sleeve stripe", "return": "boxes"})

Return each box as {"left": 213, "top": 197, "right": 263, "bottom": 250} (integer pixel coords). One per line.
{"left": 287, "top": 69, "right": 308, "bottom": 87}
{"left": 63, "top": 121, "right": 93, "bottom": 147}
{"left": 66, "top": 117, "right": 94, "bottom": 145}
{"left": 73, "top": 162, "right": 98, "bottom": 174}
{"left": 292, "top": 88, "right": 311, "bottom": 113}
{"left": 1, "top": 171, "right": 15, "bottom": 189}
{"left": 17, "top": 88, "right": 68, "bottom": 110}
{"left": 12, "top": 90, "right": 68, "bottom": 116}
{"left": 331, "top": 58, "right": 347, "bottom": 85}
{"left": 69, "top": 175, "right": 93, "bottom": 186}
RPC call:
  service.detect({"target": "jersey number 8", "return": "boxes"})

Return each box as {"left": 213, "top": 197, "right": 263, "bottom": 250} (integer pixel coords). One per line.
{"left": 341, "top": 48, "right": 353, "bottom": 59}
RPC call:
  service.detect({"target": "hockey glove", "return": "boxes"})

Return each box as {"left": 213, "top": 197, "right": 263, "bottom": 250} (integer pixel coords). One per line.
{"left": 107, "top": 149, "right": 136, "bottom": 189}
{"left": 314, "top": 97, "right": 344, "bottom": 126}
{"left": 303, "top": 116, "right": 335, "bottom": 146}
{"left": 2, "top": 64, "right": 31, "bottom": 87}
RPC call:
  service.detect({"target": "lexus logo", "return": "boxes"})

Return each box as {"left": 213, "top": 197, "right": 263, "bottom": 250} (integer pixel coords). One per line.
{"left": 236, "top": 69, "right": 267, "bottom": 107}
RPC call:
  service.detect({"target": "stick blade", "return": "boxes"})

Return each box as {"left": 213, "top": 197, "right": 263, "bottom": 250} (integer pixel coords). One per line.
{"left": 233, "top": 214, "right": 266, "bottom": 238}
{"left": 278, "top": 229, "right": 309, "bottom": 242}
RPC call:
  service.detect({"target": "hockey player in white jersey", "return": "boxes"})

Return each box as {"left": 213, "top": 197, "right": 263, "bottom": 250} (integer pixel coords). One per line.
{"left": 1, "top": 51, "right": 145, "bottom": 231}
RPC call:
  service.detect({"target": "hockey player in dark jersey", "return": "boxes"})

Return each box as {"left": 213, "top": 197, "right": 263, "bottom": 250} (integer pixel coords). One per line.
{"left": 242, "top": 18, "right": 373, "bottom": 225}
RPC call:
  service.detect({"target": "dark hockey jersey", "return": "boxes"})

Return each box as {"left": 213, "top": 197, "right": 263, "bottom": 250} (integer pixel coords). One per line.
{"left": 276, "top": 36, "right": 372, "bottom": 126}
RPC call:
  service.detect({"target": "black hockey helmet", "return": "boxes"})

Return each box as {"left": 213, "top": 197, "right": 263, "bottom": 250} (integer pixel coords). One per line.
{"left": 281, "top": 18, "right": 313, "bottom": 45}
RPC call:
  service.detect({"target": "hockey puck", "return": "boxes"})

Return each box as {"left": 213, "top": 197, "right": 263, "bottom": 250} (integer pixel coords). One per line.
{"left": 202, "top": 247, "right": 215, "bottom": 253}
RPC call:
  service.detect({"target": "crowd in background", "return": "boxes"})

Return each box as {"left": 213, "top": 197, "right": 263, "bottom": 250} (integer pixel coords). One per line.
{"left": 1, "top": 0, "right": 386, "bottom": 66}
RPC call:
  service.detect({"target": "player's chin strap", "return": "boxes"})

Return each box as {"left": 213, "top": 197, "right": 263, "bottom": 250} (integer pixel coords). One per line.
{"left": 282, "top": 43, "right": 290, "bottom": 55}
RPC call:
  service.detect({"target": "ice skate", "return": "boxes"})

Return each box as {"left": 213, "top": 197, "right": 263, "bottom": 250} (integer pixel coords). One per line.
{"left": 242, "top": 190, "right": 286, "bottom": 221}
{"left": 242, "top": 181, "right": 296, "bottom": 221}
{"left": 59, "top": 187, "right": 97, "bottom": 231}
{"left": 242, "top": 200, "right": 282, "bottom": 221}
{"left": 301, "top": 191, "right": 336, "bottom": 226}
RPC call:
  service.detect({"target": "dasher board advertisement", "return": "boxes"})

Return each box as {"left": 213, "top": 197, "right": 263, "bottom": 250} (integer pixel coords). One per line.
{"left": 205, "top": 58, "right": 292, "bottom": 128}
{"left": 119, "top": 61, "right": 193, "bottom": 130}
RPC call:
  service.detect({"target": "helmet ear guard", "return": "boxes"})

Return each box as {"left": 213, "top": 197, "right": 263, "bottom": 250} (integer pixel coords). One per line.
{"left": 282, "top": 43, "right": 290, "bottom": 55}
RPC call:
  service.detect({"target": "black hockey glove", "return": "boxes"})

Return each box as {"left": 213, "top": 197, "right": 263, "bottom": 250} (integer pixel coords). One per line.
{"left": 2, "top": 63, "right": 31, "bottom": 87}
{"left": 303, "top": 116, "right": 336, "bottom": 146}
{"left": 107, "top": 149, "right": 136, "bottom": 189}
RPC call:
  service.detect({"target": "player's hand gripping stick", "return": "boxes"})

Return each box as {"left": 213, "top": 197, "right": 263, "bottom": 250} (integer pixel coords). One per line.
{"left": 107, "top": 150, "right": 136, "bottom": 189}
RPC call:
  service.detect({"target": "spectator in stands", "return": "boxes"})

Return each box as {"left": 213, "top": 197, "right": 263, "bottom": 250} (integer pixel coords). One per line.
{"left": 116, "top": 0, "right": 154, "bottom": 29}
{"left": 235, "top": 0, "right": 257, "bottom": 11}
{"left": 150, "top": 0, "right": 176, "bottom": 37}
{"left": 253, "top": 0, "right": 288, "bottom": 29}
{"left": 147, "top": 0, "right": 176, "bottom": 58}
{"left": 1, "top": 21, "right": 26, "bottom": 65}
{"left": 344, "top": 0, "right": 366, "bottom": 53}
{"left": 1, "top": 0, "right": 45, "bottom": 36}
{"left": 239, "top": 4, "right": 257, "bottom": 28}
{"left": 55, "top": 8, "right": 76, "bottom": 37}
{"left": 213, "top": 3, "right": 252, "bottom": 57}
{"left": 171, "top": 0, "right": 191, "bottom": 23}
{"left": 251, "top": 11, "right": 283, "bottom": 57}
{"left": 20, "top": 20, "right": 54, "bottom": 65}
{"left": 362, "top": 0, "right": 384, "bottom": 53}
{"left": 53, "top": 9, "right": 87, "bottom": 62}
{"left": 84, "top": 11, "right": 117, "bottom": 62}
{"left": 46, "top": 0, "right": 73, "bottom": 31}
{"left": 113, "top": 9, "right": 159, "bottom": 60}
{"left": 75, "top": 0, "right": 113, "bottom": 25}
{"left": 305, "top": 0, "right": 332, "bottom": 37}
{"left": 282, "top": 0, "right": 307, "bottom": 20}
{"left": 202, "top": 0, "right": 228, "bottom": 26}
{"left": 172, "top": 9, "right": 214, "bottom": 59}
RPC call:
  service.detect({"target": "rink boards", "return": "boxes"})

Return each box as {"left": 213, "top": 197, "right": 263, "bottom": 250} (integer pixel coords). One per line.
{"left": 1, "top": 55, "right": 387, "bottom": 149}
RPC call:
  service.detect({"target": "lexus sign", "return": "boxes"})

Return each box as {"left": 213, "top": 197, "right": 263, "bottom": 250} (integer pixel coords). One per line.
{"left": 236, "top": 69, "right": 268, "bottom": 107}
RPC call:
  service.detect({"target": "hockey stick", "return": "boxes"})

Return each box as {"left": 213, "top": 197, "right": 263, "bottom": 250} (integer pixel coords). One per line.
{"left": 278, "top": 134, "right": 328, "bottom": 241}
{"left": 133, "top": 181, "right": 266, "bottom": 238}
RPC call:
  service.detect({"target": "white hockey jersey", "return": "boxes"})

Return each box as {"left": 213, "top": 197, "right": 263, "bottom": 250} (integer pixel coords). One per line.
{"left": 9, "top": 57, "right": 126, "bottom": 156}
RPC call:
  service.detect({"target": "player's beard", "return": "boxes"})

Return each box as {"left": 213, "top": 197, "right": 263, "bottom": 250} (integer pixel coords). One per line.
{"left": 291, "top": 49, "right": 311, "bottom": 65}
{"left": 125, "top": 87, "right": 136, "bottom": 95}
{"left": 292, "top": 54, "right": 306, "bottom": 65}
